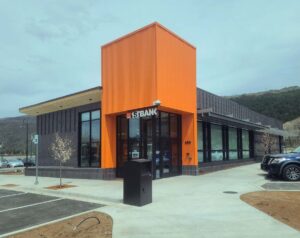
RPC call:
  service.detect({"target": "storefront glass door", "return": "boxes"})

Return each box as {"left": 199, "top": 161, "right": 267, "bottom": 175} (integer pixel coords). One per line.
{"left": 116, "top": 111, "right": 181, "bottom": 179}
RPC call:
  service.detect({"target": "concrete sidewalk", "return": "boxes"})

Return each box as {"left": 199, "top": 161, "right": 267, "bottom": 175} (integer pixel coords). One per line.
{"left": 0, "top": 163, "right": 299, "bottom": 238}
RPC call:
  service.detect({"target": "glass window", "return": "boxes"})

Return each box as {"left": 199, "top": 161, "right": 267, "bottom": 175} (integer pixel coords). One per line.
{"left": 129, "top": 118, "right": 140, "bottom": 138}
{"left": 229, "top": 128, "right": 237, "bottom": 150}
{"left": 129, "top": 140, "right": 140, "bottom": 159}
{"left": 117, "top": 110, "right": 181, "bottom": 179}
{"left": 79, "top": 109, "right": 100, "bottom": 167}
{"left": 91, "top": 120, "right": 100, "bottom": 142}
{"left": 243, "top": 151, "right": 250, "bottom": 159}
{"left": 90, "top": 142, "right": 100, "bottom": 167}
{"left": 197, "top": 122, "right": 203, "bottom": 151}
{"left": 81, "top": 121, "right": 90, "bottom": 144}
{"left": 197, "top": 122, "right": 204, "bottom": 163}
{"left": 198, "top": 151, "right": 204, "bottom": 163}
{"left": 211, "top": 124, "right": 222, "bottom": 150}
{"left": 81, "top": 112, "right": 90, "bottom": 122}
{"left": 211, "top": 124, "right": 223, "bottom": 161}
{"left": 170, "top": 114, "right": 178, "bottom": 138}
{"left": 80, "top": 144, "right": 90, "bottom": 167}
{"left": 242, "top": 129, "right": 250, "bottom": 159}
{"left": 228, "top": 127, "right": 238, "bottom": 160}
{"left": 91, "top": 110, "right": 100, "bottom": 120}
{"left": 160, "top": 112, "right": 169, "bottom": 137}
{"left": 242, "top": 130, "right": 249, "bottom": 150}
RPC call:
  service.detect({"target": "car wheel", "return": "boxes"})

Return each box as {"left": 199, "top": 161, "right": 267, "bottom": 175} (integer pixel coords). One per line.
{"left": 283, "top": 164, "right": 300, "bottom": 181}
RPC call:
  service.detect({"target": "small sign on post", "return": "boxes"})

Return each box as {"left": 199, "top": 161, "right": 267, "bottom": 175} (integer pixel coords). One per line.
{"left": 32, "top": 134, "right": 39, "bottom": 185}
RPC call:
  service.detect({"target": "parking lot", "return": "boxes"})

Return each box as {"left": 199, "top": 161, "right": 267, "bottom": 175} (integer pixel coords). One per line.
{"left": 0, "top": 189, "right": 104, "bottom": 236}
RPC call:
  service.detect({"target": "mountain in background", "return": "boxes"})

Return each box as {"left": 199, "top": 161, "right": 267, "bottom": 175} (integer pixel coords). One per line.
{"left": 0, "top": 116, "right": 36, "bottom": 155}
{"left": 228, "top": 86, "right": 300, "bottom": 123}
{"left": 0, "top": 86, "right": 299, "bottom": 154}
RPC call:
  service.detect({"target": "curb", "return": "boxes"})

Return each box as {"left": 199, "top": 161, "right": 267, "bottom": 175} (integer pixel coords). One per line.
{"left": 3, "top": 185, "right": 122, "bottom": 206}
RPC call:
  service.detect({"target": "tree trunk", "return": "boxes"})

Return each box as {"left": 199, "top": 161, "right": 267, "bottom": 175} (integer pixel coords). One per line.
{"left": 60, "top": 160, "right": 62, "bottom": 188}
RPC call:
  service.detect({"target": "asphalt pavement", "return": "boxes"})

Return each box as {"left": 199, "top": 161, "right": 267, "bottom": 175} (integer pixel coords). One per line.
{"left": 0, "top": 189, "right": 104, "bottom": 236}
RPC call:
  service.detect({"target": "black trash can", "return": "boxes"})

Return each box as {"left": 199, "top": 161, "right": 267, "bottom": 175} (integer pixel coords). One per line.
{"left": 123, "top": 159, "right": 152, "bottom": 206}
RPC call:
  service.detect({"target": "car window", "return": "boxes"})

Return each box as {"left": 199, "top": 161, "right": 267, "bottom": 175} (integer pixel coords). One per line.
{"left": 292, "top": 146, "right": 300, "bottom": 153}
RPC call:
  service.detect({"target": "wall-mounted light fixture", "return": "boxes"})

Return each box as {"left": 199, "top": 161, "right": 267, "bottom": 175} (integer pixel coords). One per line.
{"left": 152, "top": 99, "right": 161, "bottom": 106}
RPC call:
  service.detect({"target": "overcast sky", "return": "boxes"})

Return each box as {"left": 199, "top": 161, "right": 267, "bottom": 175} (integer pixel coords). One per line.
{"left": 0, "top": 0, "right": 299, "bottom": 118}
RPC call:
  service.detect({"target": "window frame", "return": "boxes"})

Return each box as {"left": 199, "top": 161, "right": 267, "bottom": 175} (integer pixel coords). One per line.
{"left": 78, "top": 109, "right": 101, "bottom": 168}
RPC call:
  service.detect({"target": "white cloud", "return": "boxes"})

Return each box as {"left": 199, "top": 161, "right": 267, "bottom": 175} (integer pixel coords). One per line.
{"left": 0, "top": 0, "right": 299, "bottom": 117}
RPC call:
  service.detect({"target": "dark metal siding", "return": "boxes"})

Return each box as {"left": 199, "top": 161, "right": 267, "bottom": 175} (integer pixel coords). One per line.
{"left": 37, "top": 102, "right": 100, "bottom": 167}
{"left": 197, "top": 88, "right": 282, "bottom": 129}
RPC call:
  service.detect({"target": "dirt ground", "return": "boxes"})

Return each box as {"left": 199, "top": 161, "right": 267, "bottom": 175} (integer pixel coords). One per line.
{"left": 1, "top": 184, "right": 18, "bottom": 187}
{"left": 241, "top": 191, "right": 300, "bottom": 231}
{"left": 0, "top": 171, "right": 23, "bottom": 175}
{"left": 9, "top": 211, "right": 113, "bottom": 238}
{"left": 46, "top": 184, "right": 77, "bottom": 190}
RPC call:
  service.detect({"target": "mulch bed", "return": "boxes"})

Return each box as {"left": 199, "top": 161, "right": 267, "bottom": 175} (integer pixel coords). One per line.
{"left": 9, "top": 211, "right": 113, "bottom": 238}
{"left": 0, "top": 171, "right": 23, "bottom": 175}
{"left": 45, "top": 184, "right": 77, "bottom": 190}
{"left": 241, "top": 191, "right": 300, "bottom": 231}
{"left": 1, "top": 184, "right": 18, "bottom": 187}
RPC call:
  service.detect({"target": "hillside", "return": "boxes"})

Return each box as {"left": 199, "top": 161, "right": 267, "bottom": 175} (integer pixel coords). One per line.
{"left": 0, "top": 116, "right": 36, "bottom": 155}
{"left": 0, "top": 86, "right": 299, "bottom": 154}
{"left": 228, "top": 86, "right": 300, "bottom": 122}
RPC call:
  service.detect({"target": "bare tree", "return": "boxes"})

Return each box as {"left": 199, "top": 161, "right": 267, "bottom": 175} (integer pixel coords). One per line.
{"left": 261, "top": 131, "right": 276, "bottom": 154}
{"left": 49, "top": 133, "right": 73, "bottom": 187}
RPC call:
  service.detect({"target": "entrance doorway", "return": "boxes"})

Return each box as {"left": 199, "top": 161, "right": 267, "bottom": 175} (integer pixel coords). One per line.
{"left": 116, "top": 111, "right": 181, "bottom": 179}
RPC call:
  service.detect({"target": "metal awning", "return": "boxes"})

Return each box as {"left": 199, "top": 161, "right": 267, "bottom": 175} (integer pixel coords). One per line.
{"left": 198, "top": 111, "right": 266, "bottom": 129}
{"left": 198, "top": 111, "right": 284, "bottom": 134}
{"left": 257, "top": 128, "right": 287, "bottom": 136}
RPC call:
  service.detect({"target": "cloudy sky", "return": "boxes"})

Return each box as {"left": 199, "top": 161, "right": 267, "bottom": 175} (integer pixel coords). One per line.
{"left": 0, "top": 0, "right": 299, "bottom": 118}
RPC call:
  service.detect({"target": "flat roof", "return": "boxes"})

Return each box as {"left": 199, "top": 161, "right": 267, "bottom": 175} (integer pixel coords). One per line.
{"left": 19, "top": 87, "right": 102, "bottom": 116}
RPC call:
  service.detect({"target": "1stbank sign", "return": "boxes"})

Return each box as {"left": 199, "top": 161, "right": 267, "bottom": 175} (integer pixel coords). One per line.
{"left": 126, "top": 107, "right": 158, "bottom": 119}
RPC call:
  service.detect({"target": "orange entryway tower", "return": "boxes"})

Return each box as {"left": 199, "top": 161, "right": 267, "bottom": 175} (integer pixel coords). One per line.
{"left": 101, "top": 22, "right": 198, "bottom": 177}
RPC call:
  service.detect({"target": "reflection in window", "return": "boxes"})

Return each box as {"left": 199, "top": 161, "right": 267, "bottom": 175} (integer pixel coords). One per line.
{"left": 81, "top": 112, "right": 90, "bottom": 122}
{"left": 197, "top": 122, "right": 204, "bottom": 163}
{"left": 160, "top": 112, "right": 169, "bottom": 137}
{"left": 211, "top": 124, "right": 223, "bottom": 161}
{"left": 79, "top": 109, "right": 100, "bottom": 167}
{"left": 242, "top": 129, "right": 250, "bottom": 159}
{"left": 129, "top": 118, "right": 140, "bottom": 138}
{"left": 228, "top": 127, "right": 238, "bottom": 160}
{"left": 81, "top": 121, "right": 90, "bottom": 144}
{"left": 128, "top": 118, "right": 140, "bottom": 159}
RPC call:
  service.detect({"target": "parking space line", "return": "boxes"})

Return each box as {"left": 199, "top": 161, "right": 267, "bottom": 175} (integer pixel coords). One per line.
{"left": 0, "top": 192, "right": 25, "bottom": 199}
{"left": 0, "top": 198, "right": 64, "bottom": 213}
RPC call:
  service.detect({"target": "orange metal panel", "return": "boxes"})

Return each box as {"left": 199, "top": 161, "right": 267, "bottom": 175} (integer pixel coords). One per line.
{"left": 102, "top": 25, "right": 157, "bottom": 115}
{"left": 156, "top": 25, "right": 196, "bottom": 113}
{"left": 101, "top": 22, "right": 198, "bottom": 169}
{"left": 101, "top": 115, "right": 116, "bottom": 168}
{"left": 156, "top": 25, "right": 197, "bottom": 166}
{"left": 181, "top": 113, "right": 198, "bottom": 166}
